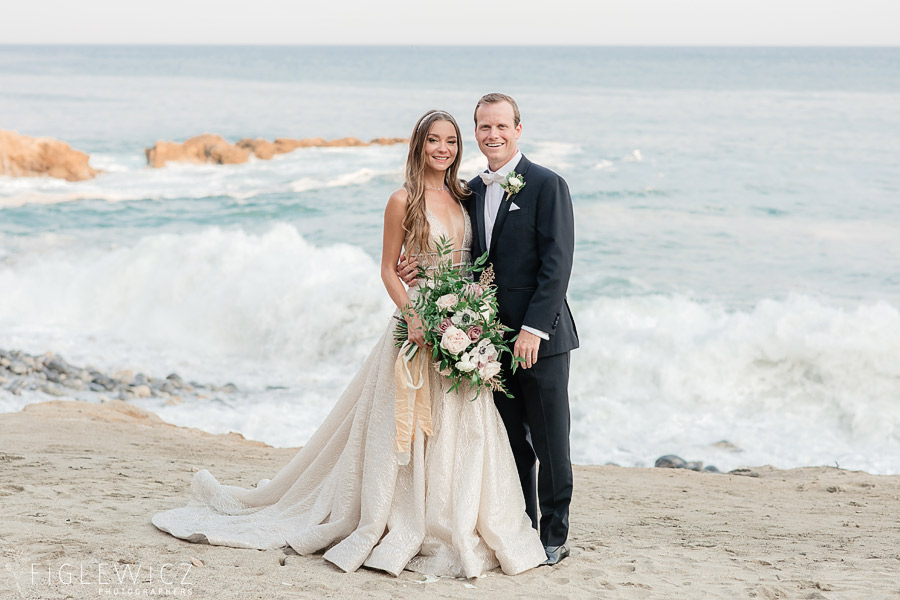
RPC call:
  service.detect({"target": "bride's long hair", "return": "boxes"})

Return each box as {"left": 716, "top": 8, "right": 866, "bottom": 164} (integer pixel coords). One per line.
{"left": 403, "top": 110, "right": 470, "bottom": 255}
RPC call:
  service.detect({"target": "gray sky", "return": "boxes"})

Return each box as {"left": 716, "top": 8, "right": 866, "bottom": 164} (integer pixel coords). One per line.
{"left": 5, "top": 0, "right": 899, "bottom": 45}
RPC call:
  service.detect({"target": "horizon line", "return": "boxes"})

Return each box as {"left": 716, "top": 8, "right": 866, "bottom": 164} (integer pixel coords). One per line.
{"left": 1, "top": 43, "right": 898, "bottom": 48}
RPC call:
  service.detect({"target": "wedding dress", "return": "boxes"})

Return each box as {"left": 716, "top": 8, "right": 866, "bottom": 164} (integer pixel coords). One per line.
{"left": 151, "top": 204, "right": 547, "bottom": 578}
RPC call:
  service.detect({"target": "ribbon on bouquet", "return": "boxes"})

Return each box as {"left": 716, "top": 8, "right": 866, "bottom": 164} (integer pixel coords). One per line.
{"left": 394, "top": 340, "right": 433, "bottom": 466}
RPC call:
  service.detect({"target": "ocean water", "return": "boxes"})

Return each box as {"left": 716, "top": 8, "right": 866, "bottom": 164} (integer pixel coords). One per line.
{"left": 2, "top": 46, "right": 900, "bottom": 472}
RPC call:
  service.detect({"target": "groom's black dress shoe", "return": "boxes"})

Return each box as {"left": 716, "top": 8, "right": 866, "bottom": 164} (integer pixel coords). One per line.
{"left": 542, "top": 544, "right": 570, "bottom": 566}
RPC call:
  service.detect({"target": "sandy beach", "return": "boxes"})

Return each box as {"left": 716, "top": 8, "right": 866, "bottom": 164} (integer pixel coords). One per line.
{"left": 1, "top": 399, "right": 899, "bottom": 599}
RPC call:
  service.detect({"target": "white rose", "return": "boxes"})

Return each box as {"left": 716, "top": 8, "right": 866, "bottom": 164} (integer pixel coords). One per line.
{"left": 507, "top": 175, "right": 522, "bottom": 188}
{"left": 456, "top": 352, "right": 476, "bottom": 372}
{"left": 440, "top": 326, "right": 471, "bottom": 355}
{"left": 479, "top": 360, "right": 502, "bottom": 380}
{"left": 456, "top": 353, "right": 477, "bottom": 372}
{"left": 436, "top": 293, "right": 458, "bottom": 311}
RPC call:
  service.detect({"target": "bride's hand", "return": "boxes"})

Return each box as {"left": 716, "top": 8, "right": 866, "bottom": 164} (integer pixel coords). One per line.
{"left": 406, "top": 311, "right": 427, "bottom": 348}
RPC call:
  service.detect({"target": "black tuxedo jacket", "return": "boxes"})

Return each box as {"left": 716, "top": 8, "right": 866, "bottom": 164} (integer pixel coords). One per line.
{"left": 466, "top": 155, "right": 579, "bottom": 358}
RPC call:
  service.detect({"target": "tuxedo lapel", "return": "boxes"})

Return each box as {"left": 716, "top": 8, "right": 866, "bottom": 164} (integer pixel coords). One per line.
{"left": 472, "top": 179, "right": 488, "bottom": 255}
{"left": 488, "top": 195, "right": 511, "bottom": 257}
{"left": 488, "top": 155, "right": 532, "bottom": 257}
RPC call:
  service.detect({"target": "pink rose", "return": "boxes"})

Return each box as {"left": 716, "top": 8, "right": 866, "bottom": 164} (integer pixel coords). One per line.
{"left": 437, "top": 317, "right": 453, "bottom": 334}
{"left": 440, "top": 326, "right": 472, "bottom": 355}
{"left": 466, "top": 326, "right": 483, "bottom": 342}
{"left": 436, "top": 293, "right": 459, "bottom": 311}
{"left": 466, "top": 283, "right": 483, "bottom": 298}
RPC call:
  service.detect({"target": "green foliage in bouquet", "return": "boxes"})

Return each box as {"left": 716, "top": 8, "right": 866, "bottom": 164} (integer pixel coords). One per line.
{"left": 394, "top": 237, "right": 517, "bottom": 401}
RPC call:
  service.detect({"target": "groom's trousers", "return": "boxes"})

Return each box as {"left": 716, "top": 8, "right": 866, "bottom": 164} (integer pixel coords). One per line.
{"left": 494, "top": 351, "right": 572, "bottom": 547}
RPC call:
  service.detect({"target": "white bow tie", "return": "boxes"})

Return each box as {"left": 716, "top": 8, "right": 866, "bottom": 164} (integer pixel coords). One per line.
{"left": 479, "top": 171, "right": 505, "bottom": 186}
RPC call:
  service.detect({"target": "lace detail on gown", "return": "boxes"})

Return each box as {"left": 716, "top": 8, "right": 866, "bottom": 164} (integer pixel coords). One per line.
{"left": 151, "top": 201, "right": 546, "bottom": 578}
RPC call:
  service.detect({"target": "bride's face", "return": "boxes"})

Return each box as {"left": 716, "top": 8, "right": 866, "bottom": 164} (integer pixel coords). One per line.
{"left": 423, "top": 120, "right": 458, "bottom": 174}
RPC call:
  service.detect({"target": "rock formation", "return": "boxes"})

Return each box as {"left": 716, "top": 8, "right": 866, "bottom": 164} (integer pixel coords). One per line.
{"left": 145, "top": 134, "right": 408, "bottom": 167}
{"left": 369, "top": 137, "right": 409, "bottom": 146}
{"left": 145, "top": 134, "right": 252, "bottom": 168}
{"left": 0, "top": 130, "right": 100, "bottom": 181}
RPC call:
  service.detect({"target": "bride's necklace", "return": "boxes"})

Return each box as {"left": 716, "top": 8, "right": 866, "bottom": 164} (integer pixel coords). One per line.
{"left": 425, "top": 184, "right": 446, "bottom": 192}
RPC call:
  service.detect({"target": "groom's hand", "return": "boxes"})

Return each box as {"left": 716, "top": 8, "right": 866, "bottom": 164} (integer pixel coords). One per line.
{"left": 514, "top": 329, "right": 541, "bottom": 369}
{"left": 397, "top": 254, "right": 419, "bottom": 287}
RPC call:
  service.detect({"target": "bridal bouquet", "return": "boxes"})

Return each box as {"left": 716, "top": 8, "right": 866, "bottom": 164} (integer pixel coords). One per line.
{"left": 394, "top": 238, "right": 516, "bottom": 401}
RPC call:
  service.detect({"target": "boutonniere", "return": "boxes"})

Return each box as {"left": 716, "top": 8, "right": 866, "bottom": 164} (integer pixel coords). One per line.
{"left": 500, "top": 171, "right": 526, "bottom": 199}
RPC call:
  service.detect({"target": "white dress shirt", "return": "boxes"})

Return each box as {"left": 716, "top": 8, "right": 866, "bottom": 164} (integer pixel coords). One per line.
{"left": 482, "top": 152, "right": 548, "bottom": 341}
{"left": 483, "top": 151, "right": 521, "bottom": 251}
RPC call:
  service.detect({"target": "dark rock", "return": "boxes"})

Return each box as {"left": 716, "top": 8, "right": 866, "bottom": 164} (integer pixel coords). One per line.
{"left": 45, "top": 357, "right": 74, "bottom": 375}
{"left": 91, "top": 373, "right": 117, "bottom": 391}
{"left": 45, "top": 370, "right": 66, "bottom": 384}
{"left": 729, "top": 468, "right": 760, "bottom": 478}
{"left": 165, "top": 373, "right": 184, "bottom": 387}
{"left": 655, "top": 455, "right": 720, "bottom": 474}
{"left": 655, "top": 455, "right": 687, "bottom": 469}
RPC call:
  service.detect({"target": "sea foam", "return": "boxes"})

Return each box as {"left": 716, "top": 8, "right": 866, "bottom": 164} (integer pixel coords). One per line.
{"left": 2, "top": 227, "right": 900, "bottom": 472}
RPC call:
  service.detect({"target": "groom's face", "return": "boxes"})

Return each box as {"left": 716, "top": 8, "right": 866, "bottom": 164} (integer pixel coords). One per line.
{"left": 475, "top": 101, "right": 522, "bottom": 171}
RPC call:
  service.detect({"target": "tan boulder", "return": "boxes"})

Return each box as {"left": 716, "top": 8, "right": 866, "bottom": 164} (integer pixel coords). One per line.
{"left": 324, "top": 137, "right": 368, "bottom": 147}
{"left": 369, "top": 137, "right": 408, "bottom": 146}
{"left": 0, "top": 130, "right": 99, "bottom": 181}
{"left": 290, "top": 137, "right": 328, "bottom": 149}
{"left": 235, "top": 137, "right": 333, "bottom": 160}
{"left": 144, "top": 134, "right": 409, "bottom": 167}
{"left": 145, "top": 134, "right": 251, "bottom": 167}
{"left": 236, "top": 137, "right": 280, "bottom": 160}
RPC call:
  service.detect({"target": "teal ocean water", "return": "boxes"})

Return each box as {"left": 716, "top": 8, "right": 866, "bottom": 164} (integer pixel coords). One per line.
{"left": 2, "top": 46, "right": 899, "bottom": 472}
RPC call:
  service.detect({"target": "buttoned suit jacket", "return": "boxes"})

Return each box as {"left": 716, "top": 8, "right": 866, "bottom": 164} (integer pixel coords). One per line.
{"left": 466, "top": 154, "right": 579, "bottom": 357}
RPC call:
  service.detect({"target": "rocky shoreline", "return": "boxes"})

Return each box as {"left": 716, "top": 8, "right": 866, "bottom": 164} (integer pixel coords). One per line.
{"left": 145, "top": 134, "right": 408, "bottom": 167}
{"left": 0, "top": 129, "right": 408, "bottom": 181}
{"left": 2, "top": 346, "right": 742, "bottom": 475}
{"left": 0, "top": 347, "right": 235, "bottom": 405}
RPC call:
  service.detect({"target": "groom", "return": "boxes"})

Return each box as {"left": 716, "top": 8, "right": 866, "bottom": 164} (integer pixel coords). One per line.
{"left": 467, "top": 93, "right": 578, "bottom": 565}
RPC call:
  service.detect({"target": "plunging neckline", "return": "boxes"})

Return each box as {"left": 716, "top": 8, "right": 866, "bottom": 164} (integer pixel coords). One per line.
{"left": 425, "top": 199, "right": 468, "bottom": 250}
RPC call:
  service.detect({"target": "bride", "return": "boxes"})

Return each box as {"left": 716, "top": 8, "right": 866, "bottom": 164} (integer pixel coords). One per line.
{"left": 151, "top": 109, "right": 547, "bottom": 578}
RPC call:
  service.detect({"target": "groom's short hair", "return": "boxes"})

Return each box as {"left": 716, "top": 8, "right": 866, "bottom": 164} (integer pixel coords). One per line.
{"left": 474, "top": 93, "right": 521, "bottom": 127}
